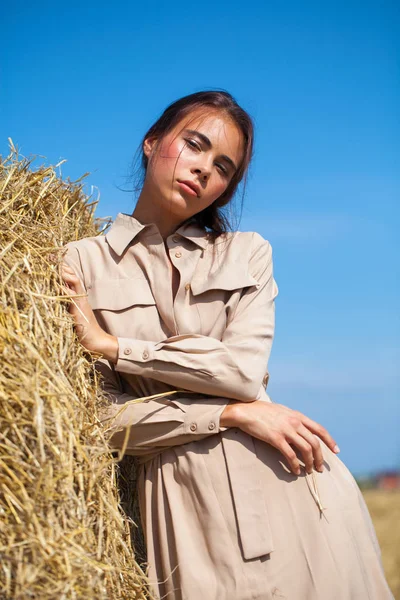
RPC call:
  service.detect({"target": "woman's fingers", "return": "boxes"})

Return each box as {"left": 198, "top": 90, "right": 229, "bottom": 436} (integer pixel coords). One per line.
{"left": 60, "top": 264, "right": 85, "bottom": 296}
{"left": 300, "top": 414, "right": 340, "bottom": 454}
{"left": 286, "top": 412, "right": 338, "bottom": 473}
{"left": 294, "top": 425, "right": 324, "bottom": 473}
{"left": 275, "top": 437, "right": 301, "bottom": 475}
{"left": 286, "top": 413, "right": 334, "bottom": 473}
{"left": 286, "top": 433, "right": 313, "bottom": 474}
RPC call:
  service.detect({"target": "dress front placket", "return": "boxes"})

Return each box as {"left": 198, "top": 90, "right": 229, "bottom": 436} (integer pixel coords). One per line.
{"left": 168, "top": 238, "right": 204, "bottom": 335}
{"left": 143, "top": 231, "right": 179, "bottom": 336}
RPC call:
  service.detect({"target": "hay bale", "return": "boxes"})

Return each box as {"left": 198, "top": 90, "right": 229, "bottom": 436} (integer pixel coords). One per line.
{"left": 0, "top": 141, "right": 152, "bottom": 599}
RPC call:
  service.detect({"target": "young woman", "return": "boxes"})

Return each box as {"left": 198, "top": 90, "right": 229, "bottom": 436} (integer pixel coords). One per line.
{"left": 61, "top": 91, "right": 393, "bottom": 600}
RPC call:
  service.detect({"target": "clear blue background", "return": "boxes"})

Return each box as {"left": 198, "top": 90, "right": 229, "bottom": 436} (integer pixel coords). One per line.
{"left": 3, "top": 0, "right": 399, "bottom": 475}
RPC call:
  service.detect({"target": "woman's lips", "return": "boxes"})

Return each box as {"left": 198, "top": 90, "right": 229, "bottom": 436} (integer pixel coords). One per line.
{"left": 177, "top": 181, "right": 199, "bottom": 197}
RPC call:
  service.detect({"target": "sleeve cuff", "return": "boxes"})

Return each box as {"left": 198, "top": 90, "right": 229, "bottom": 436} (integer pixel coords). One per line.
{"left": 169, "top": 396, "right": 230, "bottom": 436}
{"left": 115, "top": 337, "right": 155, "bottom": 373}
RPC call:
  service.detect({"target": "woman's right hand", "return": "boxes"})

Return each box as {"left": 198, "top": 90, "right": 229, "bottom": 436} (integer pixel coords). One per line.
{"left": 220, "top": 401, "right": 340, "bottom": 475}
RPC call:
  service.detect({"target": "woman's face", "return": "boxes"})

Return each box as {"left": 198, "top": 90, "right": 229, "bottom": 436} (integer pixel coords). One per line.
{"left": 142, "top": 109, "right": 244, "bottom": 221}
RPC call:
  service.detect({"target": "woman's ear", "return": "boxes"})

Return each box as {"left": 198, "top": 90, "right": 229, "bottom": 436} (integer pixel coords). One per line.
{"left": 143, "top": 136, "right": 158, "bottom": 159}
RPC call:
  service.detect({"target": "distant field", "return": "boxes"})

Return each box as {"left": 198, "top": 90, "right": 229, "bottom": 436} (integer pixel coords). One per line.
{"left": 362, "top": 490, "right": 400, "bottom": 599}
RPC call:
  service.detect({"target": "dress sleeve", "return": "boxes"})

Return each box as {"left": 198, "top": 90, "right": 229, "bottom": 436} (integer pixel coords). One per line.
{"left": 61, "top": 245, "right": 230, "bottom": 454}
{"left": 95, "top": 358, "right": 230, "bottom": 457}
{"left": 61, "top": 242, "right": 87, "bottom": 290}
{"left": 114, "top": 235, "right": 278, "bottom": 402}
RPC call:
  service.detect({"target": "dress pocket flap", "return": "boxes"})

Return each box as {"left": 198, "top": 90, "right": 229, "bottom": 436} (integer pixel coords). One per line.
{"left": 190, "top": 269, "right": 259, "bottom": 296}
{"left": 88, "top": 278, "right": 156, "bottom": 310}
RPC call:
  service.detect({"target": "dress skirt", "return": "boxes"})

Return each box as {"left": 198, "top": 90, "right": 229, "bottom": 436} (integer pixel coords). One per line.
{"left": 138, "top": 430, "right": 393, "bottom": 600}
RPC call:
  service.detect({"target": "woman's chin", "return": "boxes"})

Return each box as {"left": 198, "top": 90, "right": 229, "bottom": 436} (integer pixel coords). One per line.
{"left": 159, "top": 191, "right": 195, "bottom": 217}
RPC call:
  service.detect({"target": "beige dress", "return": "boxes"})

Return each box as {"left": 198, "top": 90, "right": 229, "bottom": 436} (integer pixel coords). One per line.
{"left": 63, "top": 212, "right": 393, "bottom": 600}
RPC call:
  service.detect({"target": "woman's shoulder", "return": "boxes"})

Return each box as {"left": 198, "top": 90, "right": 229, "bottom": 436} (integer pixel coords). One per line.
{"left": 63, "top": 233, "right": 106, "bottom": 253}
{"left": 62, "top": 234, "right": 110, "bottom": 284}
{"left": 62, "top": 233, "right": 109, "bottom": 267}
{"left": 216, "top": 228, "right": 270, "bottom": 243}
{"left": 211, "top": 229, "right": 272, "bottom": 260}
{"left": 204, "top": 230, "right": 273, "bottom": 286}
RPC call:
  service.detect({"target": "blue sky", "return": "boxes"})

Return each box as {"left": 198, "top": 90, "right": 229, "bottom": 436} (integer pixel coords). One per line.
{"left": 3, "top": 0, "right": 399, "bottom": 475}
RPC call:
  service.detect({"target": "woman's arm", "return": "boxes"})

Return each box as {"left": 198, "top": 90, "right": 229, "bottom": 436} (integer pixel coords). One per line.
{"left": 95, "top": 358, "right": 230, "bottom": 456}
{"left": 61, "top": 234, "right": 277, "bottom": 403}
{"left": 98, "top": 358, "right": 339, "bottom": 472}
{"left": 61, "top": 242, "right": 339, "bottom": 471}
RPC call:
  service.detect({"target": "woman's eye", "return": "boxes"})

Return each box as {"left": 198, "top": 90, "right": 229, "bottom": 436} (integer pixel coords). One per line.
{"left": 185, "top": 138, "right": 201, "bottom": 151}
{"left": 216, "top": 163, "right": 228, "bottom": 175}
{"left": 184, "top": 138, "right": 228, "bottom": 176}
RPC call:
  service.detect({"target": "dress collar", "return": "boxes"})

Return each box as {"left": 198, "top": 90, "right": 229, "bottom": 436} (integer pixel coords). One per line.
{"left": 105, "top": 212, "right": 209, "bottom": 256}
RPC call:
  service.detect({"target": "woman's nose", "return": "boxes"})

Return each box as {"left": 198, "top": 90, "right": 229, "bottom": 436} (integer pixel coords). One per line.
{"left": 192, "top": 165, "right": 211, "bottom": 182}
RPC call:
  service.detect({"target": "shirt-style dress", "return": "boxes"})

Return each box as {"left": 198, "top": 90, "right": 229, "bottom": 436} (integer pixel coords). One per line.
{"left": 63, "top": 212, "right": 393, "bottom": 600}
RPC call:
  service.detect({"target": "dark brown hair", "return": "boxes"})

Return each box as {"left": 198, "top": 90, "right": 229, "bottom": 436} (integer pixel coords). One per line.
{"left": 130, "top": 90, "right": 254, "bottom": 238}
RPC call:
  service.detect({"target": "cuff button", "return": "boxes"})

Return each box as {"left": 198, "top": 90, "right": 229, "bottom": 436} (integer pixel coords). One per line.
{"left": 123, "top": 348, "right": 132, "bottom": 355}
{"left": 142, "top": 350, "right": 149, "bottom": 359}
{"left": 189, "top": 423, "right": 197, "bottom": 432}
{"left": 208, "top": 422, "right": 216, "bottom": 430}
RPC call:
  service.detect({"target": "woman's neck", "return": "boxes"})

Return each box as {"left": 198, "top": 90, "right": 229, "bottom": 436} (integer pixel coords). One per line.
{"left": 132, "top": 189, "right": 189, "bottom": 240}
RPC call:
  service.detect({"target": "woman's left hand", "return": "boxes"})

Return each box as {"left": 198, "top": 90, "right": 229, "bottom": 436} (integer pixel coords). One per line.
{"left": 60, "top": 263, "right": 118, "bottom": 362}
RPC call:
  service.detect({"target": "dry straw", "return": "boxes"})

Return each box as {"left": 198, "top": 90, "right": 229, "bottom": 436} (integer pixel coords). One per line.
{"left": 0, "top": 140, "right": 156, "bottom": 599}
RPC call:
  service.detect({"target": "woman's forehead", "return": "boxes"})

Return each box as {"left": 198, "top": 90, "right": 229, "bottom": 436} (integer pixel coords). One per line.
{"left": 171, "top": 109, "right": 244, "bottom": 157}
{"left": 175, "top": 108, "right": 235, "bottom": 133}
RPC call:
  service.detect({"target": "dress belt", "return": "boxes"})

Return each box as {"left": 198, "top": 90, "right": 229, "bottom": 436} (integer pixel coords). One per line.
{"left": 221, "top": 428, "right": 274, "bottom": 560}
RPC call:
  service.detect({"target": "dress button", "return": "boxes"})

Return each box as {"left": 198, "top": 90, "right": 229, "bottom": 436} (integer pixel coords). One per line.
{"left": 190, "top": 423, "right": 197, "bottom": 432}
{"left": 172, "top": 235, "right": 179, "bottom": 243}
{"left": 124, "top": 348, "right": 132, "bottom": 355}
{"left": 185, "top": 283, "right": 191, "bottom": 291}
{"left": 142, "top": 350, "right": 149, "bottom": 360}
{"left": 208, "top": 422, "right": 216, "bottom": 430}
{"left": 175, "top": 251, "right": 182, "bottom": 258}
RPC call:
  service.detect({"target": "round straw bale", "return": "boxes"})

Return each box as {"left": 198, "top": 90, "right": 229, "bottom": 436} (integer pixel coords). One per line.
{"left": 0, "top": 141, "right": 153, "bottom": 599}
